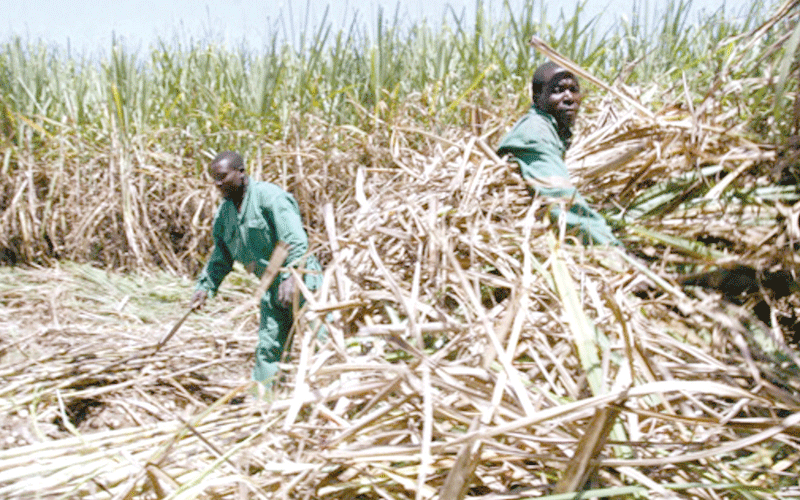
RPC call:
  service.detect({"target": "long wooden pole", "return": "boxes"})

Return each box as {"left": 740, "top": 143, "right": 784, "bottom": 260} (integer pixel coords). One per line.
{"left": 155, "top": 241, "right": 291, "bottom": 352}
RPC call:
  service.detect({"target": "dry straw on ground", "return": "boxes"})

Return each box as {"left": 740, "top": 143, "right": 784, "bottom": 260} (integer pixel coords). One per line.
{"left": 2, "top": 91, "right": 800, "bottom": 498}
{"left": 2, "top": 13, "right": 800, "bottom": 500}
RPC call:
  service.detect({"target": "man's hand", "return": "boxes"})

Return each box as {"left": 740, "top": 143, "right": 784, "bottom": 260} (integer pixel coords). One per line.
{"left": 277, "top": 275, "right": 296, "bottom": 309}
{"left": 190, "top": 289, "right": 207, "bottom": 310}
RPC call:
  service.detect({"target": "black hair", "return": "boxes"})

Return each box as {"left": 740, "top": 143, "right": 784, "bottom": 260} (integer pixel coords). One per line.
{"left": 531, "top": 61, "right": 573, "bottom": 99}
{"left": 211, "top": 151, "right": 245, "bottom": 172}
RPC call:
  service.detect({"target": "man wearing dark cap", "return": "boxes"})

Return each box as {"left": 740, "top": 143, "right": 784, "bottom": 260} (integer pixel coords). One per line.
{"left": 497, "top": 61, "right": 619, "bottom": 246}
{"left": 190, "top": 151, "right": 323, "bottom": 390}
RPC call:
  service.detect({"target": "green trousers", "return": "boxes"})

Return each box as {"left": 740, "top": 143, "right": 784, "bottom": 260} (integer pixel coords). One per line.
{"left": 252, "top": 289, "right": 295, "bottom": 385}
{"left": 251, "top": 258, "right": 324, "bottom": 386}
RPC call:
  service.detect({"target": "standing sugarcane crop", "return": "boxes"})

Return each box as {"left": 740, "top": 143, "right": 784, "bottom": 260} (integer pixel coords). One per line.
{"left": 189, "top": 151, "right": 323, "bottom": 390}
{"left": 497, "top": 61, "right": 620, "bottom": 246}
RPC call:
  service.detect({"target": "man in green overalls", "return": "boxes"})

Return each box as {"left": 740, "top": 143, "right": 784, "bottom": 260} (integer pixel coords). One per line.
{"left": 497, "top": 61, "right": 619, "bottom": 246}
{"left": 190, "top": 151, "right": 323, "bottom": 387}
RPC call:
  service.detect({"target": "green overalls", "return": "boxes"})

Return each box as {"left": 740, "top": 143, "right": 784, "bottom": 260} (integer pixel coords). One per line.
{"left": 195, "top": 178, "right": 322, "bottom": 384}
{"left": 497, "top": 106, "right": 619, "bottom": 246}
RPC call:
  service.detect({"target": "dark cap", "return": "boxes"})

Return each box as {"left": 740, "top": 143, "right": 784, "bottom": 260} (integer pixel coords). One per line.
{"left": 531, "top": 61, "right": 574, "bottom": 97}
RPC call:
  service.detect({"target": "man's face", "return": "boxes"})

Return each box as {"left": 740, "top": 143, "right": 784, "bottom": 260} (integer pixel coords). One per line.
{"left": 535, "top": 74, "right": 582, "bottom": 131}
{"left": 209, "top": 160, "right": 245, "bottom": 200}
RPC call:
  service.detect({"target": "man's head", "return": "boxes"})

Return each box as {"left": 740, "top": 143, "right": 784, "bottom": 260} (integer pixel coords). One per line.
{"left": 531, "top": 61, "right": 582, "bottom": 133}
{"left": 209, "top": 151, "right": 246, "bottom": 201}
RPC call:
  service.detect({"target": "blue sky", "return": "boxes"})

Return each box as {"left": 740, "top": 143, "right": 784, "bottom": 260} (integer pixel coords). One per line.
{"left": 2, "top": 0, "right": 742, "bottom": 56}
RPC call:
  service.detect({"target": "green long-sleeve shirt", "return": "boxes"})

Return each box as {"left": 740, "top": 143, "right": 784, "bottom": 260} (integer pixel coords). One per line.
{"left": 196, "top": 178, "right": 320, "bottom": 297}
{"left": 497, "top": 106, "right": 619, "bottom": 246}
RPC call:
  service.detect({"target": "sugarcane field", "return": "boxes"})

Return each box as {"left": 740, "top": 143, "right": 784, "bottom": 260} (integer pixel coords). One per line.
{"left": 1, "top": 0, "right": 800, "bottom": 498}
